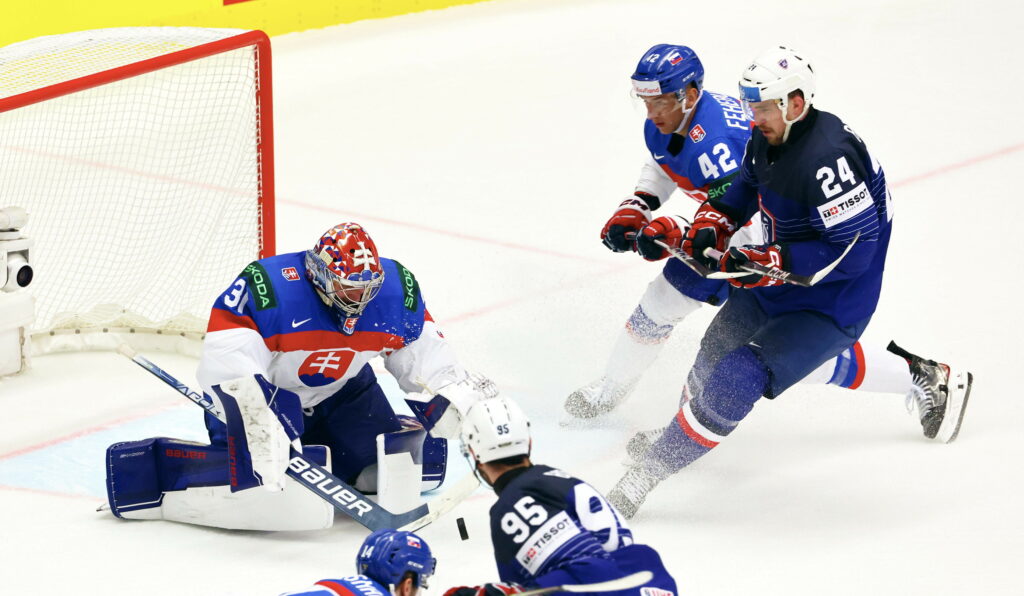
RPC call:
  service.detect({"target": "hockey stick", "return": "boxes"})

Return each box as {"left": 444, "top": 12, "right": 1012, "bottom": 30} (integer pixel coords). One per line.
{"left": 653, "top": 239, "right": 748, "bottom": 280}
{"left": 703, "top": 231, "right": 861, "bottom": 287}
{"left": 117, "top": 345, "right": 479, "bottom": 532}
{"left": 515, "top": 571, "right": 654, "bottom": 596}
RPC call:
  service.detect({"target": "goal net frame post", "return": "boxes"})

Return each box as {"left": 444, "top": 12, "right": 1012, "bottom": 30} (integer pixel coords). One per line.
{"left": 0, "top": 28, "right": 276, "bottom": 358}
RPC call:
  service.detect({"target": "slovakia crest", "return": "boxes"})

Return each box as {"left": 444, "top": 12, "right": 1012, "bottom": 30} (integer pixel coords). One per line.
{"left": 689, "top": 124, "right": 706, "bottom": 143}
{"left": 406, "top": 535, "right": 422, "bottom": 548}
{"left": 297, "top": 349, "right": 356, "bottom": 386}
{"left": 669, "top": 53, "right": 683, "bottom": 65}
{"left": 281, "top": 267, "right": 299, "bottom": 281}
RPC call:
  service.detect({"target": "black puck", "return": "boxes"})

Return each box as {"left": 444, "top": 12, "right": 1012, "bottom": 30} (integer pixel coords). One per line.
{"left": 456, "top": 516, "right": 468, "bottom": 540}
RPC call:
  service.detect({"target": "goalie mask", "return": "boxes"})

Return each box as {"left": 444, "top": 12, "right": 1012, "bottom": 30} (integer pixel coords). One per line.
{"left": 305, "top": 222, "right": 385, "bottom": 318}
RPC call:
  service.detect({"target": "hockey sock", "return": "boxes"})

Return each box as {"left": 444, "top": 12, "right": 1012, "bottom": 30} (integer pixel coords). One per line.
{"left": 806, "top": 341, "right": 913, "bottom": 393}
{"left": 646, "top": 347, "right": 767, "bottom": 475}
{"left": 605, "top": 276, "right": 702, "bottom": 384}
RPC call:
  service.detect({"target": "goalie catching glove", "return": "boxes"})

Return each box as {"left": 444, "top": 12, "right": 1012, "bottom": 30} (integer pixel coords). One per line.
{"left": 601, "top": 194, "right": 655, "bottom": 252}
{"left": 683, "top": 199, "right": 738, "bottom": 268}
{"left": 405, "top": 371, "right": 499, "bottom": 440}
{"left": 721, "top": 244, "right": 788, "bottom": 289}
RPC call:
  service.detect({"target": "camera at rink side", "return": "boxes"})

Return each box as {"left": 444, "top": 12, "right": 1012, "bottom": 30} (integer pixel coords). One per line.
{"left": 0, "top": 207, "right": 34, "bottom": 292}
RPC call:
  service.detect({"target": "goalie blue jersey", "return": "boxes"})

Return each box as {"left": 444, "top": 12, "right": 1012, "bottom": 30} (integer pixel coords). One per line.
{"left": 643, "top": 91, "right": 751, "bottom": 203}
{"left": 717, "top": 108, "right": 892, "bottom": 327}
{"left": 280, "top": 574, "right": 389, "bottom": 596}
{"left": 489, "top": 465, "right": 677, "bottom": 594}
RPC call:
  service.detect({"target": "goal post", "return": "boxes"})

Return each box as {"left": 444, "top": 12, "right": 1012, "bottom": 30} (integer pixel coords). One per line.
{"left": 0, "top": 27, "right": 275, "bottom": 356}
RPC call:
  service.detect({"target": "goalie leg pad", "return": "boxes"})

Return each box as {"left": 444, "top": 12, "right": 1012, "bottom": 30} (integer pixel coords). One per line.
{"left": 213, "top": 374, "right": 304, "bottom": 493}
{"left": 106, "top": 437, "right": 333, "bottom": 530}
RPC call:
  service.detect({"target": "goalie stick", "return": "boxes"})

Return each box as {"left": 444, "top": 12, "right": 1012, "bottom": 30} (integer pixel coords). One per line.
{"left": 703, "top": 231, "right": 861, "bottom": 287}
{"left": 117, "top": 345, "right": 479, "bottom": 532}
{"left": 516, "top": 571, "right": 654, "bottom": 596}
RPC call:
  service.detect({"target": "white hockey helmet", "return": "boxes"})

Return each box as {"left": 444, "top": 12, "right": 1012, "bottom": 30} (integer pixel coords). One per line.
{"left": 460, "top": 396, "right": 531, "bottom": 465}
{"left": 738, "top": 46, "right": 816, "bottom": 142}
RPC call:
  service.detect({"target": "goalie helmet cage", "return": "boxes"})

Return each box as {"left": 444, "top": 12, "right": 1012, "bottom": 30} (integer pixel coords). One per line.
{"left": 0, "top": 27, "right": 275, "bottom": 356}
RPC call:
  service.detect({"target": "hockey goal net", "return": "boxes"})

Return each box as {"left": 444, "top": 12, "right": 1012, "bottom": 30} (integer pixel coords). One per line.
{"left": 0, "top": 27, "right": 274, "bottom": 354}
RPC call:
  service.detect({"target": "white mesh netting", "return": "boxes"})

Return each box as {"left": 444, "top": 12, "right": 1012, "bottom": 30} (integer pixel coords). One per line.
{"left": 0, "top": 28, "right": 270, "bottom": 350}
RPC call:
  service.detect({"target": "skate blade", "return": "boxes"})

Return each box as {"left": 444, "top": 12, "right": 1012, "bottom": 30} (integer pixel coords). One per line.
{"left": 938, "top": 371, "right": 973, "bottom": 443}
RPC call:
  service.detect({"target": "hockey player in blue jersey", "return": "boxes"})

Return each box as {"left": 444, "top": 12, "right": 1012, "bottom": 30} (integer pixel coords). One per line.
{"left": 104, "top": 222, "right": 494, "bottom": 530}
{"left": 564, "top": 43, "right": 967, "bottom": 449}
{"left": 606, "top": 47, "right": 973, "bottom": 518}
{"left": 282, "top": 529, "right": 436, "bottom": 596}
{"left": 446, "top": 397, "right": 677, "bottom": 594}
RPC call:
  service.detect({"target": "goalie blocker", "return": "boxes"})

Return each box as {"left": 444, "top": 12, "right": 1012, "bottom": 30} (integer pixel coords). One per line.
{"left": 105, "top": 375, "right": 446, "bottom": 531}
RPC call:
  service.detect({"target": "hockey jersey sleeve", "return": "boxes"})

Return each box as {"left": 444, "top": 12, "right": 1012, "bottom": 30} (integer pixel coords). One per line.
{"left": 196, "top": 267, "right": 274, "bottom": 396}
{"left": 784, "top": 143, "right": 888, "bottom": 281}
{"left": 383, "top": 313, "right": 468, "bottom": 395}
{"left": 634, "top": 155, "right": 678, "bottom": 208}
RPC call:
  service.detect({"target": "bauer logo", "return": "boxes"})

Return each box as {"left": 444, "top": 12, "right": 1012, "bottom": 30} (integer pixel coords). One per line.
{"left": 298, "top": 349, "right": 356, "bottom": 386}
{"left": 281, "top": 267, "right": 299, "bottom": 281}
{"left": 288, "top": 457, "right": 374, "bottom": 517}
{"left": 818, "top": 182, "right": 873, "bottom": 228}
{"left": 689, "top": 124, "right": 706, "bottom": 143}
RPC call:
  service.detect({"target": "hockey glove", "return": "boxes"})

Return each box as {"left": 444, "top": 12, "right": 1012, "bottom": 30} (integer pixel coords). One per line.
{"left": 683, "top": 200, "right": 738, "bottom": 268}
{"left": 722, "top": 244, "right": 787, "bottom": 289}
{"left": 443, "top": 583, "right": 525, "bottom": 596}
{"left": 601, "top": 193, "right": 655, "bottom": 252}
{"left": 635, "top": 215, "right": 691, "bottom": 261}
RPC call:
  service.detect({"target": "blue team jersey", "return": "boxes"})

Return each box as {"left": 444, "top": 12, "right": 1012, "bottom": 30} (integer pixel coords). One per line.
{"left": 489, "top": 465, "right": 677, "bottom": 594}
{"left": 643, "top": 91, "right": 751, "bottom": 203}
{"left": 280, "top": 574, "right": 390, "bottom": 596}
{"left": 718, "top": 108, "right": 892, "bottom": 327}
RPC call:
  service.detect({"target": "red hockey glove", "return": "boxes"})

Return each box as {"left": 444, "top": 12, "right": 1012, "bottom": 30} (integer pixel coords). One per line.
{"left": 443, "top": 583, "right": 525, "bottom": 596}
{"left": 722, "top": 244, "right": 787, "bottom": 289}
{"left": 600, "top": 194, "right": 655, "bottom": 252}
{"left": 635, "top": 215, "right": 690, "bottom": 261}
{"left": 683, "top": 200, "right": 738, "bottom": 268}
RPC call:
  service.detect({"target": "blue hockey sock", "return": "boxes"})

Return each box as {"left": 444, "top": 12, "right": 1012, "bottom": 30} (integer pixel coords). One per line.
{"left": 647, "top": 346, "right": 768, "bottom": 474}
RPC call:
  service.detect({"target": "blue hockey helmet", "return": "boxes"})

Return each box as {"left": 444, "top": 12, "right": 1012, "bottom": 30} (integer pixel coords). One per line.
{"left": 631, "top": 44, "right": 705, "bottom": 99}
{"left": 356, "top": 529, "right": 436, "bottom": 588}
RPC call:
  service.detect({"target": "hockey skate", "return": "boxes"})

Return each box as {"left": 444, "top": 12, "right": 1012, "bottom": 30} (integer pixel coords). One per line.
{"left": 562, "top": 376, "right": 637, "bottom": 423}
{"left": 625, "top": 427, "right": 665, "bottom": 462}
{"left": 889, "top": 341, "right": 973, "bottom": 443}
{"left": 607, "top": 464, "right": 663, "bottom": 519}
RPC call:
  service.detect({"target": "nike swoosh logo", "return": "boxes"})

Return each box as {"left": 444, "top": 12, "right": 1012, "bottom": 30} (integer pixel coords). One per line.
{"left": 291, "top": 318, "right": 312, "bottom": 328}
{"left": 653, "top": 153, "right": 665, "bottom": 159}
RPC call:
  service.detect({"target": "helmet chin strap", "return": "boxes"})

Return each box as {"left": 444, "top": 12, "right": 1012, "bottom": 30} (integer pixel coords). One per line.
{"left": 673, "top": 89, "right": 703, "bottom": 134}
{"left": 779, "top": 96, "right": 811, "bottom": 143}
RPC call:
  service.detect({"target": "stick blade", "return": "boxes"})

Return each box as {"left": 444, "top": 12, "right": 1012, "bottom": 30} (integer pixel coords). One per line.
{"left": 560, "top": 570, "right": 654, "bottom": 593}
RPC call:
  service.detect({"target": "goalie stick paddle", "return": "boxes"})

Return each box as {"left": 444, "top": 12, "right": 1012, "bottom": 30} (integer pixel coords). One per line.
{"left": 117, "top": 345, "right": 479, "bottom": 532}
{"left": 515, "top": 571, "right": 654, "bottom": 596}
{"left": 703, "top": 231, "right": 861, "bottom": 287}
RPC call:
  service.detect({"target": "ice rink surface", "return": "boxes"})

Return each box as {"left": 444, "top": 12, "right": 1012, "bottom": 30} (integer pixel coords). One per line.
{"left": 2, "top": 0, "right": 1023, "bottom": 593}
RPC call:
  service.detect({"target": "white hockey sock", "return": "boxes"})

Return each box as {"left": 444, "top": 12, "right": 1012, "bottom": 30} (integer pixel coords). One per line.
{"left": 604, "top": 274, "right": 702, "bottom": 384}
{"left": 803, "top": 342, "right": 912, "bottom": 394}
